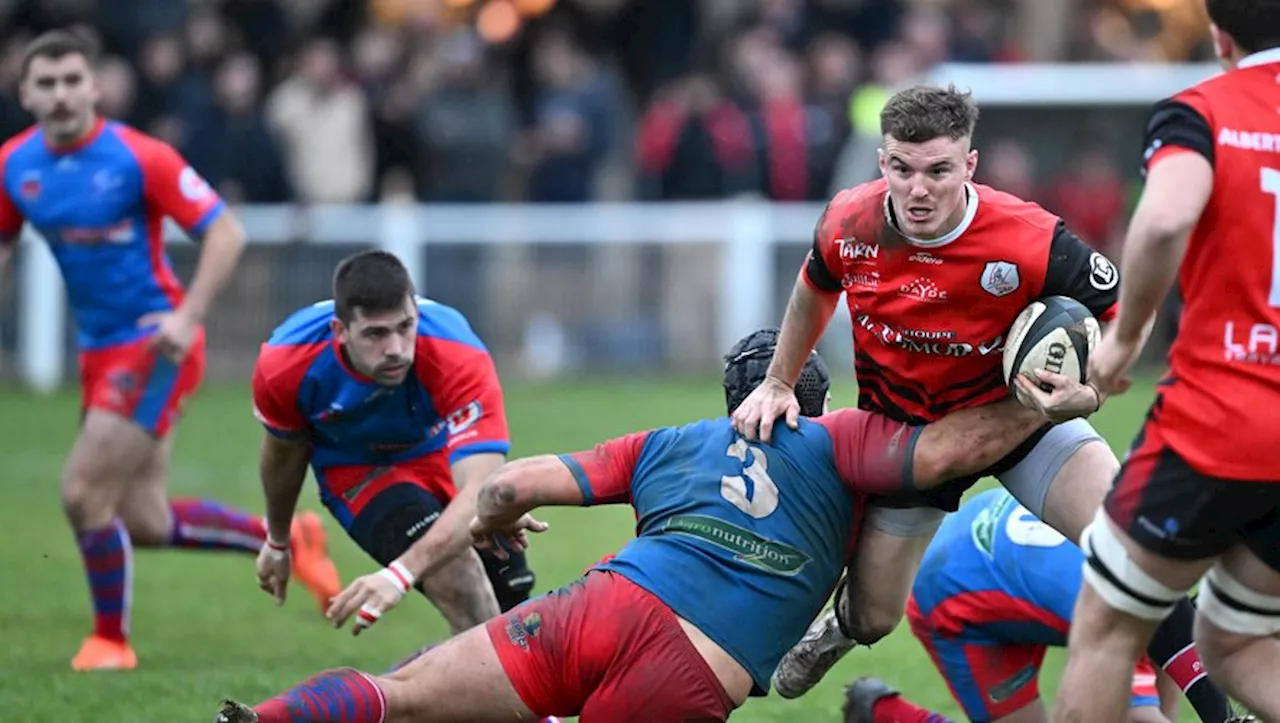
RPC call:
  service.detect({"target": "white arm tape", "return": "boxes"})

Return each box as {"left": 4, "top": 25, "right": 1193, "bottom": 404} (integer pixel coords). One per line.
{"left": 379, "top": 561, "right": 416, "bottom": 594}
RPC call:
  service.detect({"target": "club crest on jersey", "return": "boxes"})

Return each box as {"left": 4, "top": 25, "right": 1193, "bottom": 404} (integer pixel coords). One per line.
{"left": 980, "top": 261, "right": 1020, "bottom": 297}
{"left": 19, "top": 171, "right": 40, "bottom": 200}
{"left": 1088, "top": 252, "right": 1118, "bottom": 291}
{"left": 446, "top": 400, "right": 482, "bottom": 435}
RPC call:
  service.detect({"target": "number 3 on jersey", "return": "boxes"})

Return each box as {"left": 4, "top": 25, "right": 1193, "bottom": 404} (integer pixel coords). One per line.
{"left": 721, "top": 438, "right": 780, "bottom": 518}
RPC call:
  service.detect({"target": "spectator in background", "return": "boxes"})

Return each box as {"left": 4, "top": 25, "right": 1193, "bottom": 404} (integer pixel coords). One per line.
{"left": 351, "top": 25, "right": 419, "bottom": 200}
{"left": 747, "top": 51, "right": 813, "bottom": 201}
{"left": 184, "top": 5, "right": 232, "bottom": 73}
{"left": 806, "top": 32, "right": 860, "bottom": 197}
{"left": 184, "top": 53, "right": 292, "bottom": 204}
{"left": 132, "top": 33, "right": 210, "bottom": 146}
{"left": 220, "top": 0, "right": 292, "bottom": 78}
{"left": 978, "top": 138, "right": 1038, "bottom": 203}
{"left": 0, "top": 34, "right": 33, "bottom": 140}
{"left": 1044, "top": 143, "right": 1127, "bottom": 259}
{"left": 267, "top": 36, "right": 374, "bottom": 204}
{"left": 415, "top": 32, "right": 517, "bottom": 202}
{"left": 94, "top": 55, "right": 136, "bottom": 122}
{"left": 519, "top": 29, "right": 618, "bottom": 202}
{"left": 635, "top": 72, "right": 756, "bottom": 200}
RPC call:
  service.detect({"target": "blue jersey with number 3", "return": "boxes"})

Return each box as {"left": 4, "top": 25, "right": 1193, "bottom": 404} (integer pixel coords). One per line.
{"left": 559, "top": 409, "right": 915, "bottom": 694}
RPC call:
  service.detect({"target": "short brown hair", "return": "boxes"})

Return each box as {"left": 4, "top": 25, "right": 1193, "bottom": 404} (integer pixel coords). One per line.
{"left": 333, "top": 250, "right": 415, "bottom": 324}
{"left": 879, "top": 85, "right": 979, "bottom": 143}
{"left": 21, "top": 29, "right": 97, "bottom": 79}
{"left": 1207, "top": 0, "right": 1280, "bottom": 54}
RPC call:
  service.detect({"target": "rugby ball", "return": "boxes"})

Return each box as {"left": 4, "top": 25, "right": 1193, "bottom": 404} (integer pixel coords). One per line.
{"left": 1003, "top": 296, "right": 1101, "bottom": 399}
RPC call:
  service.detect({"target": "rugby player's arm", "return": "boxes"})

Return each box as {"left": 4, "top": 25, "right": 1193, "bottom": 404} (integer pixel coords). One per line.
{"left": 768, "top": 204, "right": 844, "bottom": 385}
{"left": 0, "top": 179, "right": 23, "bottom": 285}
{"left": 251, "top": 354, "right": 313, "bottom": 544}
{"left": 1111, "top": 99, "right": 1214, "bottom": 346}
{"left": 258, "top": 433, "right": 312, "bottom": 545}
{"left": 139, "top": 138, "right": 246, "bottom": 324}
{"left": 395, "top": 432, "right": 646, "bottom": 581}
{"left": 824, "top": 402, "right": 1049, "bottom": 496}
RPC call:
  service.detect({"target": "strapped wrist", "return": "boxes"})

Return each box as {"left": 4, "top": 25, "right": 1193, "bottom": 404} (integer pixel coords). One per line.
{"left": 266, "top": 537, "right": 290, "bottom": 552}
{"left": 380, "top": 560, "right": 416, "bottom": 593}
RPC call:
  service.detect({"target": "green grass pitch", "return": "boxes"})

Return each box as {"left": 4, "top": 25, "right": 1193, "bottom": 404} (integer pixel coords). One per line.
{"left": 0, "top": 376, "right": 1161, "bottom": 722}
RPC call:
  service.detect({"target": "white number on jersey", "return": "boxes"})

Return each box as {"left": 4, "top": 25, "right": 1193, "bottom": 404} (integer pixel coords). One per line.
{"left": 721, "top": 438, "right": 780, "bottom": 519}
{"left": 1005, "top": 504, "right": 1068, "bottom": 548}
{"left": 1261, "top": 167, "right": 1280, "bottom": 307}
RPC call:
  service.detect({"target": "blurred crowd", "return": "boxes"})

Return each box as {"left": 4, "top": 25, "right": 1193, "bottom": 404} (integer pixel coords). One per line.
{"left": 0, "top": 0, "right": 1213, "bottom": 253}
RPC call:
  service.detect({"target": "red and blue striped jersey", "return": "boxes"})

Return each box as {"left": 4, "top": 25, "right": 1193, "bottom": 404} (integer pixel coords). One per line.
{"left": 0, "top": 118, "right": 225, "bottom": 349}
{"left": 251, "top": 298, "right": 510, "bottom": 471}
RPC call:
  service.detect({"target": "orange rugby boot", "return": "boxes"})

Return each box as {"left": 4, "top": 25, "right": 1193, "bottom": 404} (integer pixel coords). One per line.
{"left": 290, "top": 511, "right": 342, "bottom": 614}
{"left": 70, "top": 634, "right": 137, "bottom": 671}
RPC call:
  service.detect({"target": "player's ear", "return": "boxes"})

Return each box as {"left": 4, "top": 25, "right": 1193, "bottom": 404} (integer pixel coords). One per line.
{"left": 329, "top": 317, "right": 347, "bottom": 343}
{"left": 877, "top": 147, "right": 887, "bottom": 177}
{"left": 1208, "top": 23, "right": 1234, "bottom": 69}
{"left": 965, "top": 148, "right": 978, "bottom": 182}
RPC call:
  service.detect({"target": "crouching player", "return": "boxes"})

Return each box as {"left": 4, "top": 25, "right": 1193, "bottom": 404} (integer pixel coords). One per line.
{"left": 213, "top": 328, "right": 1102, "bottom": 723}
{"left": 250, "top": 250, "right": 535, "bottom": 631}
{"left": 841, "top": 489, "right": 1244, "bottom": 723}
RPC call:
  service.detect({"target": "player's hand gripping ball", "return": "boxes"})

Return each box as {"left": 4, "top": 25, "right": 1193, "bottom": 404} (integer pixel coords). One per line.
{"left": 1003, "top": 296, "right": 1102, "bottom": 422}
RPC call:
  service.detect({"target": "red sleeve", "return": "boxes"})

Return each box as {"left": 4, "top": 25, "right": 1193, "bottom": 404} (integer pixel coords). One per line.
{"left": 252, "top": 345, "right": 311, "bottom": 438}
{"left": 558, "top": 431, "right": 650, "bottom": 505}
{"left": 0, "top": 138, "right": 27, "bottom": 239}
{"left": 814, "top": 409, "right": 921, "bottom": 496}
{"left": 418, "top": 337, "right": 511, "bottom": 463}
{"left": 122, "top": 128, "right": 225, "bottom": 235}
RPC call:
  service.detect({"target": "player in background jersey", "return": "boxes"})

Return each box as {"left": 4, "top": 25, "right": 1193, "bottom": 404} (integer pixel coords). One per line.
{"left": 251, "top": 250, "right": 536, "bottom": 635}
{"left": 729, "top": 83, "right": 1201, "bottom": 702}
{"left": 0, "top": 30, "right": 340, "bottom": 671}
{"left": 214, "top": 328, "right": 1101, "bottom": 723}
{"left": 842, "top": 489, "right": 1242, "bottom": 723}
{"left": 1054, "top": 2, "right": 1280, "bottom": 721}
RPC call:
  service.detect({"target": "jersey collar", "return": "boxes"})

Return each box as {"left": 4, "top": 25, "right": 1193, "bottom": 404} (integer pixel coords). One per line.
{"left": 331, "top": 338, "right": 379, "bottom": 385}
{"left": 44, "top": 116, "right": 105, "bottom": 154}
{"left": 882, "top": 182, "right": 980, "bottom": 249}
{"left": 1238, "top": 47, "right": 1280, "bottom": 69}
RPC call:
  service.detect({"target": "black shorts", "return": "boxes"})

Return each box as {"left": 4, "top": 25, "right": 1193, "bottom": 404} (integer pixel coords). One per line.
{"left": 347, "top": 482, "right": 536, "bottom": 611}
{"left": 1105, "top": 417, "right": 1280, "bottom": 572}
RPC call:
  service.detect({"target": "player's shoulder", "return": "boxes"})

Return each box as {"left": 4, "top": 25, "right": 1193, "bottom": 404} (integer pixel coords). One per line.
{"left": 267, "top": 300, "right": 338, "bottom": 347}
{"left": 973, "top": 183, "right": 1059, "bottom": 235}
{"left": 415, "top": 297, "right": 486, "bottom": 351}
{"left": 0, "top": 126, "right": 41, "bottom": 157}
{"left": 822, "top": 179, "right": 888, "bottom": 227}
{"left": 0, "top": 126, "right": 45, "bottom": 171}
{"left": 104, "top": 121, "right": 165, "bottom": 152}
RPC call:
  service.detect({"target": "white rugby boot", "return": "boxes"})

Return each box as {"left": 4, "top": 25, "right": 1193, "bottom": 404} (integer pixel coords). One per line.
{"left": 771, "top": 606, "right": 857, "bottom": 698}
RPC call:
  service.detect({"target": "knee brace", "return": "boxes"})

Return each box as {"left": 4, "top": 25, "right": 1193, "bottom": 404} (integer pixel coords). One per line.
{"left": 1081, "top": 509, "right": 1185, "bottom": 621}
{"left": 479, "top": 546, "right": 536, "bottom": 612}
{"left": 1196, "top": 564, "right": 1280, "bottom": 636}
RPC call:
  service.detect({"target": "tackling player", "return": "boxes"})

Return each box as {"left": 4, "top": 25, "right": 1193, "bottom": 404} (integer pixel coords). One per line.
{"left": 212, "top": 328, "right": 1100, "bottom": 723}
{"left": 1054, "top": 2, "right": 1280, "bottom": 720}
{"left": 843, "top": 488, "right": 1239, "bottom": 723}
{"left": 251, "top": 250, "right": 536, "bottom": 633}
{"left": 729, "top": 83, "right": 1198, "bottom": 699}
{"left": 0, "top": 30, "right": 340, "bottom": 671}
